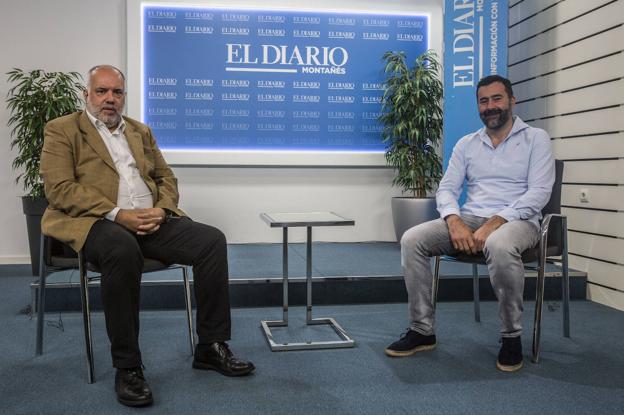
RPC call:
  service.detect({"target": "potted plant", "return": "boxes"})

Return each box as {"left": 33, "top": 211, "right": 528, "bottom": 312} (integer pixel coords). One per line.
{"left": 379, "top": 50, "right": 444, "bottom": 240}
{"left": 6, "top": 68, "right": 83, "bottom": 274}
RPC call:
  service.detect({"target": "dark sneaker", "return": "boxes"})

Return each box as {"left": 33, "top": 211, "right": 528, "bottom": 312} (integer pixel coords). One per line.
{"left": 497, "top": 336, "right": 523, "bottom": 372}
{"left": 385, "top": 329, "right": 436, "bottom": 357}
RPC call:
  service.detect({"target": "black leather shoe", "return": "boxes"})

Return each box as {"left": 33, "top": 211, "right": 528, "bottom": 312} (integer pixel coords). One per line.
{"left": 115, "top": 368, "right": 153, "bottom": 407}
{"left": 193, "top": 342, "right": 255, "bottom": 376}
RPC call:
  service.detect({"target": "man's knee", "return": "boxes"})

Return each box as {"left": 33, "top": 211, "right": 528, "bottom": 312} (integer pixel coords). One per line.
{"left": 483, "top": 232, "right": 520, "bottom": 260}
{"left": 211, "top": 226, "right": 227, "bottom": 246}
{"left": 201, "top": 222, "right": 226, "bottom": 245}
{"left": 189, "top": 221, "right": 227, "bottom": 256}
{"left": 400, "top": 219, "right": 445, "bottom": 253}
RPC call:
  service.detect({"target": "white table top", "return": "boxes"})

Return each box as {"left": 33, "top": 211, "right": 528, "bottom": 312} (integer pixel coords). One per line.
{"left": 260, "top": 211, "right": 355, "bottom": 227}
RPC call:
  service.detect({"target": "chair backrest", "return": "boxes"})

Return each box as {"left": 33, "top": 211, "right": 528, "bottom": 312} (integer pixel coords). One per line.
{"left": 43, "top": 235, "right": 78, "bottom": 270}
{"left": 541, "top": 159, "right": 564, "bottom": 251}
{"left": 541, "top": 159, "right": 563, "bottom": 216}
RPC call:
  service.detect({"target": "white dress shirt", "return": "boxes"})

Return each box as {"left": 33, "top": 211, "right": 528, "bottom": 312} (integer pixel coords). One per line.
{"left": 85, "top": 110, "right": 153, "bottom": 221}
{"left": 436, "top": 116, "right": 555, "bottom": 228}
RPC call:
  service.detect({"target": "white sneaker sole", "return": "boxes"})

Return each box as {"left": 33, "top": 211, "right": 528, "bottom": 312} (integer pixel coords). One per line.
{"left": 384, "top": 343, "right": 436, "bottom": 357}
{"left": 496, "top": 360, "right": 523, "bottom": 372}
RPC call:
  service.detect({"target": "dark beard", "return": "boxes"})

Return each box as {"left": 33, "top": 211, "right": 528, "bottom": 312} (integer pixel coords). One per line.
{"left": 479, "top": 108, "right": 511, "bottom": 130}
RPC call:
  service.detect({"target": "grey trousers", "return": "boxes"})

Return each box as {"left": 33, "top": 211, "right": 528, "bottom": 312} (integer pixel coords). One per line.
{"left": 400, "top": 214, "right": 539, "bottom": 338}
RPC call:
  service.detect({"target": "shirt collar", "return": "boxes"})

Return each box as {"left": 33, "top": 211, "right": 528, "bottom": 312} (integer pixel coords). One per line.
{"left": 477, "top": 116, "right": 529, "bottom": 147}
{"left": 85, "top": 108, "right": 126, "bottom": 134}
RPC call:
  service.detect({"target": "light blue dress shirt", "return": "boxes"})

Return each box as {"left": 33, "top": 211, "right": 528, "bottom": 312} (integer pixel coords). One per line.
{"left": 436, "top": 116, "right": 555, "bottom": 228}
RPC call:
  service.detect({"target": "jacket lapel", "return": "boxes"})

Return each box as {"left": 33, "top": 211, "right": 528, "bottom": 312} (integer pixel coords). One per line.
{"left": 78, "top": 112, "right": 116, "bottom": 171}
{"left": 124, "top": 122, "right": 146, "bottom": 174}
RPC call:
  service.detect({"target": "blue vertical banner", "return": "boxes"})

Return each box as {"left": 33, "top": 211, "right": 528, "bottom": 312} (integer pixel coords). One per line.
{"left": 443, "top": 0, "right": 507, "bottom": 167}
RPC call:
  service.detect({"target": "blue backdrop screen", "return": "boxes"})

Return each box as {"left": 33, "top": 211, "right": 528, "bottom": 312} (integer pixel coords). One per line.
{"left": 142, "top": 6, "right": 429, "bottom": 151}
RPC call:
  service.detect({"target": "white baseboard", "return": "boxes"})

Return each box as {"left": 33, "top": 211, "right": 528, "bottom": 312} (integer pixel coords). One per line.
{"left": 0, "top": 256, "right": 31, "bottom": 265}
{"left": 587, "top": 284, "right": 624, "bottom": 312}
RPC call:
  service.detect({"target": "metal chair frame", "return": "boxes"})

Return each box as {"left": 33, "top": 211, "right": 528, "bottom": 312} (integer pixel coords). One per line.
{"left": 35, "top": 234, "right": 195, "bottom": 383}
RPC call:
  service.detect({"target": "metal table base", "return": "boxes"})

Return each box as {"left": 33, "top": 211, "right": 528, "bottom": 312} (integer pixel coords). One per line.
{"left": 260, "top": 215, "right": 356, "bottom": 351}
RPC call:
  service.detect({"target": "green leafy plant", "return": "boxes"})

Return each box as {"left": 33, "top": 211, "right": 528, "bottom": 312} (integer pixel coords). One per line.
{"left": 380, "top": 50, "right": 444, "bottom": 198}
{"left": 6, "top": 68, "right": 83, "bottom": 198}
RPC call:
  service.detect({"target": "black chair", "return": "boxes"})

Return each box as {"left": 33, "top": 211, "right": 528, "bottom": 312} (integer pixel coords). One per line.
{"left": 432, "top": 159, "right": 569, "bottom": 363}
{"left": 35, "top": 234, "right": 195, "bottom": 383}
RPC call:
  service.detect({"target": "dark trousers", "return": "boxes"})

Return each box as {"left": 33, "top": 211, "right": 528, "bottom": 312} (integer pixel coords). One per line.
{"left": 83, "top": 217, "right": 231, "bottom": 368}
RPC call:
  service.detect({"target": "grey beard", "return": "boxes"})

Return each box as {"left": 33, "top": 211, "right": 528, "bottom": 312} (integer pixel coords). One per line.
{"left": 103, "top": 116, "right": 121, "bottom": 129}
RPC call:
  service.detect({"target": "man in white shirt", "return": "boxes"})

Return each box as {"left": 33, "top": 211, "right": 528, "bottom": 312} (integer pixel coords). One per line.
{"left": 384, "top": 75, "right": 555, "bottom": 372}
{"left": 40, "top": 65, "right": 254, "bottom": 407}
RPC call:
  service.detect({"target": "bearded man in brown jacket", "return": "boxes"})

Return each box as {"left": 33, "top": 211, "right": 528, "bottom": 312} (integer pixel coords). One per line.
{"left": 40, "top": 65, "right": 254, "bottom": 408}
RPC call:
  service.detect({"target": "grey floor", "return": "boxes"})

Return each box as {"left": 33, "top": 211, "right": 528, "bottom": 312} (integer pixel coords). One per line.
{"left": 1, "top": 271, "right": 623, "bottom": 414}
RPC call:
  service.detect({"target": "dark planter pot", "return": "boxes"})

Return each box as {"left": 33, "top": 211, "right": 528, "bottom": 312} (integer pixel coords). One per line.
{"left": 391, "top": 197, "right": 439, "bottom": 241}
{"left": 22, "top": 196, "right": 48, "bottom": 275}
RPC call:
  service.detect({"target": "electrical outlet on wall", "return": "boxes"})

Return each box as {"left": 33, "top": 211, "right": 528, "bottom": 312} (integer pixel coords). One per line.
{"left": 579, "top": 188, "right": 589, "bottom": 203}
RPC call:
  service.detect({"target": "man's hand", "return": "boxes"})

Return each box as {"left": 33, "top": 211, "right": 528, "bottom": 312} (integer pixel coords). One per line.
{"left": 115, "top": 208, "right": 166, "bottom": 235}
{"left": 445, "top": 215, "right": 477, "bottom": 254}
{"left": 472, "top": 215, "right": 507, "bottom": 252}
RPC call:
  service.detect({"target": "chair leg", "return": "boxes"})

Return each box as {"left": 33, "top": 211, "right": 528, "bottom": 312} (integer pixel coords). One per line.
{"left": 36, "top": 234, "right": 46, "bottom": 356}
{"left": 182, "top": 266, "right": 195, "bottom": 355}
{"left": 532, "top": 229, "right": 549, "bottom": 364}
{"left": 432, "top": 256, "right": 441, "bottom": 309}
{"left": 532, "top": 264, "right": 546, "bottom": 363}
{"left": 472, "top": 264, "right": 480, "bottom": 323}
{"left": 79, "top": 251, "right": 95, "bottom": 384}
{"left": 561, "top": 216, "right": 570, "bottom": 338}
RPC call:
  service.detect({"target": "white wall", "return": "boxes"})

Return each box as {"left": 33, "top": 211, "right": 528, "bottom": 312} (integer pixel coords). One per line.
{"left": 0, "top": 0, "right": 128, "bottom": 263}
{"left": 509, "top": 0, "right": 624, "bottom": 311}
{"left": 0, "top": 0, "right": 444, "bottom": 263}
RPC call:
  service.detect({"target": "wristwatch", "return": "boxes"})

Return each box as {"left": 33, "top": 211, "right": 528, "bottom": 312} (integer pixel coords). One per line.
{"left": 163, "top": 209, "right": 174, "bottom": 222}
